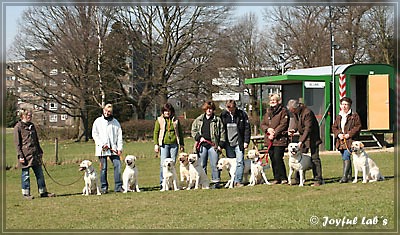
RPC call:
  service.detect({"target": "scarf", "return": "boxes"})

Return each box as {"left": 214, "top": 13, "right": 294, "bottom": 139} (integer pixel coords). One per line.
{"left": 339, "top": 109, "right": 352, "bottom": 133}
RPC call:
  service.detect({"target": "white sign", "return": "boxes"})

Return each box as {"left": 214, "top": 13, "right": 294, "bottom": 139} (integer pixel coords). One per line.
{"left": 304, "top": 81, "right": 325, "bottom": 88}
{"left": 212, "top": 92, "right": 240, "bottom": 101}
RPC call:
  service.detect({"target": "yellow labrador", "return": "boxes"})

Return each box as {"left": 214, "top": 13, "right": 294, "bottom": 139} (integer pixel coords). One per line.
{"left": 161, "top": 158, "right": 179, "bottom": 191}
{"left": 351, "top": 141, "right": 384, "bottom": 183}
{"left": 187, "top": 154, "right": 209, "bottom": 190}
{"left": 79, "top": 160, "right": 101, "bottom": 196}
{"left": 122, "top": 155, "right": 140, "bottom": 193}
{"left": 178, "top": 152, "right": 190, "bottom": 189}
{"left": 247, "top": 149, "right": 271, "bottom": 186}
{"left": 287, "top": 143, "right": 313, "bottom": 187}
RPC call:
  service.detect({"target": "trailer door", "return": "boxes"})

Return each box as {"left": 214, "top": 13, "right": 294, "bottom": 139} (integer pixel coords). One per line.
{"left": 368, "top": 74, "right": 389, "bottom": 130}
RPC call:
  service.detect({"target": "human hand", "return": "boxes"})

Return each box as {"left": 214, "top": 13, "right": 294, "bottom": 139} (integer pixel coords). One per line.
{"left": 288, "top": 129, "right": 295, "bottom": 137}
{"left": 344, "top": 134, "right": 350, "bottom": 139}
{"left": 180, "top": 146, "right": 185, "bottom": 152}
{"left": 117, "top": 150, "right": 122, "bottom": 156}
{"left": 244, "top": 143, "right": 248, "bottom": 149}
{"left": 102, "top": 144, "right": 109, "bottom": 151}
{"left": 154, "top": 145, "right": 159, "bottom": 153}
{"left": 19, "top": 157, "right": 25, "bottom": 163}
{"left": 267, "top": 128, "right": 275, "bottom": 135}
{"left": 338, "top": 133, "right": 344, "bottom": 139}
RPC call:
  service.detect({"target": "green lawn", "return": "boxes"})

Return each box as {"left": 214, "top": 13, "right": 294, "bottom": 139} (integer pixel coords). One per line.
{"left": 3, "top": 130, "right": 397, "bottom": 232}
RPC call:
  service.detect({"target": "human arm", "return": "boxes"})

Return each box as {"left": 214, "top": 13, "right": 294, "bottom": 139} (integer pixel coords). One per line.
{"left": 153, "top": 119, "right": 160, "bottom": 153}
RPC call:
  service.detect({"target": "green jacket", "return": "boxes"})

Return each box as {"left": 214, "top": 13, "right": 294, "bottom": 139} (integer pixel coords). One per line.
{"left": 191, "top": 113, "right": 225, "bottom": 149}
{"left": 153, "top": 115, "right": 184, "bottom": 147}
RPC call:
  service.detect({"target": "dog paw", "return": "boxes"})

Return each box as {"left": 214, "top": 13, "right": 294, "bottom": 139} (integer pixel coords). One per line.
{"left": 123, "top": 191, "right": 127, "bottom": 193}
{"left": 97, "top": 193, "right": 101, "bottom": 195}
{"left": 362, "top": 181, "right": 367, "bottom": 184}
{"left": 352, "top": 180, "right": 357, "bottom": 183}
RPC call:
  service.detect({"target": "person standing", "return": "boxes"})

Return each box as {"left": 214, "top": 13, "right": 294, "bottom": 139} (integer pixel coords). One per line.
{"left": 14, "top": 109, "right": 55, "bottom": 199}
{"left": 260, "top": 94, "right": 290, "bottom": 184}
{"left": 191, "top": 101, "right": 225, "bottom": 189}
{"left": 220, "top": 100, "right": 251, "bottom": 187}
{"left": 332, "top": 97, "right": 362, "bottom": 183}
{"left": 287, "top": 99, "right": 324, "bottom": 186}
{"left": 92, "top": 103, "right": 123, "bottom": 193}
{"left": 153, "top": 103, "right": 185, "bottom": 188}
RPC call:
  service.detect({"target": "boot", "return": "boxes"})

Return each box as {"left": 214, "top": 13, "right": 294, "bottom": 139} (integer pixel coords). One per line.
{"left": 347, "top": 159, "right": 352, "bottom": 181}
{"left": 339, "top": 160, "right": 351, "bottom": 183}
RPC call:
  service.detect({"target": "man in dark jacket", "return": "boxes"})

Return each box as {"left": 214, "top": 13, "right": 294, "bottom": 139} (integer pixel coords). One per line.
{"left": 287, "top": 99, "right": 324, "bottom": 186}
{"left": 220, "top": 100, "right": 251, "bottom": 187}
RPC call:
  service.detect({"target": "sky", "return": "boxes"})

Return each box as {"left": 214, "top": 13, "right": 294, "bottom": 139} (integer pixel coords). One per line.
{"left": 3, "top": 5, "right": 265, "bottom": 54}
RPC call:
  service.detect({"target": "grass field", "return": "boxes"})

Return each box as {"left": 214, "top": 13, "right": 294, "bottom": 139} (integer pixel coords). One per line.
{"left": 3, "top": 130, "right": 398, "bottom": 232}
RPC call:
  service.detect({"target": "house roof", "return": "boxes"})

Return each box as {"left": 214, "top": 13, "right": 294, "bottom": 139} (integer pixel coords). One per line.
{"left": 284, "top": 64, "right": 353, "bottom": 76}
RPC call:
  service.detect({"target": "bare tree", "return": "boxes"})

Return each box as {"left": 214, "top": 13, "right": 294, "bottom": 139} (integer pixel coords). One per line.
{"left": 263, "top": 6, "right": 332, "bottom": 69}
{"left": 364, "top": 6, "right": 395, "bottom": 64}
{"left": 116, "top": 6, "right": 230, "bottom": 118}
{"left": 9, "top": 6, "right": 117, "bottom": 141}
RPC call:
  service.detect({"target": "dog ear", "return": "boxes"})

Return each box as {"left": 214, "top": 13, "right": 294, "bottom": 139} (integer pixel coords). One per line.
{"left": 87, "top": 161, "right": 92, "bottom": 167}
{"left": 360, "top": 142, "right": 364, "bottom": 149}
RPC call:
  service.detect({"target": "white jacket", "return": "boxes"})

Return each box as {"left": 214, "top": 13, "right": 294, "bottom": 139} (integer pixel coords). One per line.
{"left": 92, "top": 115, "right": 123, "bottom": 156}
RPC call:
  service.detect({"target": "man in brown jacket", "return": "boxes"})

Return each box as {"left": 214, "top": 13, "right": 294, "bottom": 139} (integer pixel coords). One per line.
{"left": 287, "top": 99, "right": 324, "bottom": 186}
{"left": 14, "top": 109, "right": 55, "bottom": 199}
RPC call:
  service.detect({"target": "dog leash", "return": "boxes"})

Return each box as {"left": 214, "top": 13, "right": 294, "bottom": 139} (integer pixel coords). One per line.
{"left": 41, "top": 159, "right": 83, "bottom": 186}
{"left": 258, "top": 141, "right": 271, "bottom": 166}
{"left": 340, "top": 138, "right": 351, "bottom": 152}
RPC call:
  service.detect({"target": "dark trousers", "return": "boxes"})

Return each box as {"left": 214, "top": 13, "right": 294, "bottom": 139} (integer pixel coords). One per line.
{"left": 296, "top": 145, "right": 323, "bottom": 182}
{"left": 268, "top": 146, "right": 287, "bottom": 181}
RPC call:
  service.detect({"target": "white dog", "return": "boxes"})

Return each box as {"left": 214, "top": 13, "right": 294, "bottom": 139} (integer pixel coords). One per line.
{"left": 161, "top": 158, "right": 179, "bottom": 191}
{"left": 217, "top": 158, "right": 237, "bottom": 188}
{"left": 122, "top": 155, "right": 140, "bottom": 193}
{"left": 247, "top": 149, "right": 271, "bottom": 186}
{"left": 287, "top": 143, "right": 313, "bottom": 187}
{"left": 79, "top": 160, "right": 101, "bottom": 196}
{"left": 178, "top": 153, "right": 190, "bottom": 189}
{"left": 187, "top": 154, "right": 210, "bottom": 190}
{"left": 351, "top": 141, "right": 384, "bottom": 183}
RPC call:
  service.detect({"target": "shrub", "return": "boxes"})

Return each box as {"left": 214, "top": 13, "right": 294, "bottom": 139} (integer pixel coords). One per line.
{"left": 36, "top": 125, "right": 79, "bottom": 140}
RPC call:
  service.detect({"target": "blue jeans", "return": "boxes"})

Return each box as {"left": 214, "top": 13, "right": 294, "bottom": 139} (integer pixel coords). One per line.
{"left": 225, "top": 145, "right": 244, "bottom": 183}
{"left": 21, "top": 165, "right": 47, "bottom": 195}
{"left": 340, "top": 149, "right": 352, "bottom": 161}
{"left": 198, "top": 146, "right": 220, "bottom": 182}
{"left": 99, "top": 155, "right": 122, "bottom": 192}
{"left": 159, "top": 144, "right": 178, "bottom": 184}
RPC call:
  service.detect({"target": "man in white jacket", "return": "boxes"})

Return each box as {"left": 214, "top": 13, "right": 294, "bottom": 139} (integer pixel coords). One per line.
{"left": 92, "top": 104, "right": 123, "bottom": 193}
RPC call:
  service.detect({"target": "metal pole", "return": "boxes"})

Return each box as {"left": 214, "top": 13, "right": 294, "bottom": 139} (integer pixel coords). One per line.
{"left": 55, "top": 138, "right": 58, "bottom": 164}
{"left": 330, "top": 6, "right": 336, "bottom": 150}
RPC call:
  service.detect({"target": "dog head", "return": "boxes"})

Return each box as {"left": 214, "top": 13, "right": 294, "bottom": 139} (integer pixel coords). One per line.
{"left": 125, "top": 155, "right": 137, "bottom": 168}
{"left": 288, "top": 143, "right": 300, "bottom": 156}
{"left": 163, "top": 158, "right": 175, "bottom": 170}
{"left": 188, "top": 153, "right": 199, "bottom": 165}
{"left": 178, "top": 152, "right": 189, "bottom": 166}
{"left": 217, "top": 158, "right": 228, "bottom": 171}
{"left": 351, "top": 141, "right": 364, "bottom": 153}
{"left": 79, "top": 160, "right": 92, "bottom": 171}
{"left": 247, "top": 149, "right": 260, "bottom": 159}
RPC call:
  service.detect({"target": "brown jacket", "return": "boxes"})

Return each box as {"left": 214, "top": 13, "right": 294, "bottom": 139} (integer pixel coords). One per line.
{"left": 14, "top": 120, "right": 43, "bottom": 168}
{"left": 293, "top": 104, "right": 322, "bottom": 149}
{"left": 260, "top": 104, "right": 290, "bottom": 147}
{"left": 332, "top": 111, "right": 362, "bottom": 150}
